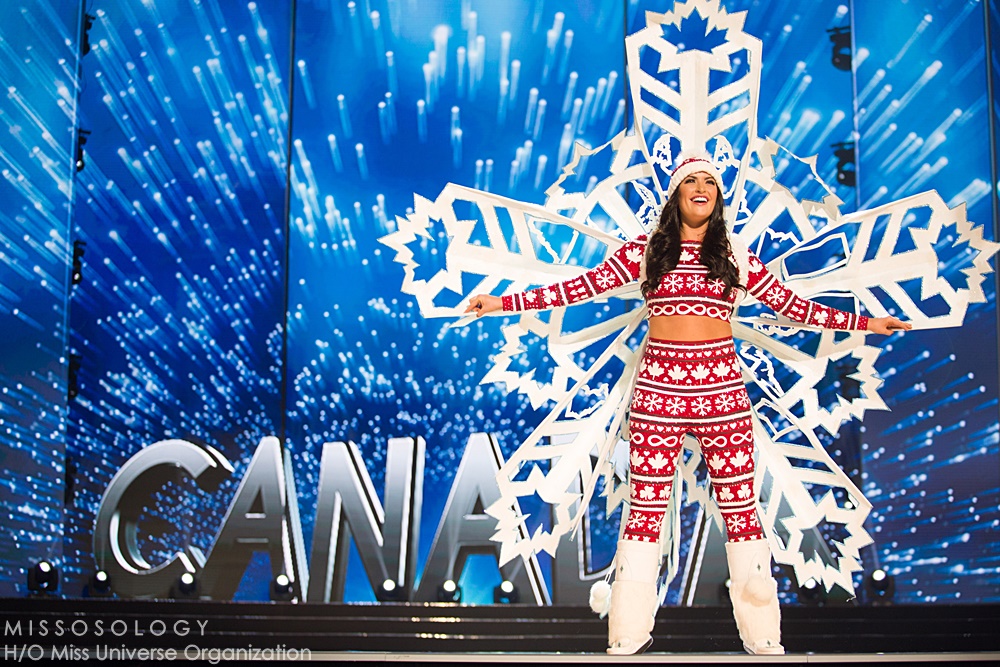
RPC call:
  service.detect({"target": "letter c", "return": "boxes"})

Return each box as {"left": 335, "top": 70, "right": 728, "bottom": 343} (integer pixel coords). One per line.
{"left": 92, "top": 439, "right": 233, "bottom": 598}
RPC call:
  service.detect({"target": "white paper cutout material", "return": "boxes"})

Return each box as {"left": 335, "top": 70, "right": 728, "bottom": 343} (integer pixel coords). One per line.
{"left": 380, "top": 0, "right": 999, "bottom": 595}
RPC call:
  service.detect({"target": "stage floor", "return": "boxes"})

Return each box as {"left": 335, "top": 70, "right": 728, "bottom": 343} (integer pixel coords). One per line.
{"left": 303, "top": 652, "right": 1000, "bottom": 663}
{"left": 3, "top": 598, "right": 997, "bottom": 663}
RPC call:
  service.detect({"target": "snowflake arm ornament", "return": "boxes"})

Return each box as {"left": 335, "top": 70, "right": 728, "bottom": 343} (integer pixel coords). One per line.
{"left": 379, "top": 0, "right": 999, "bottom": 595}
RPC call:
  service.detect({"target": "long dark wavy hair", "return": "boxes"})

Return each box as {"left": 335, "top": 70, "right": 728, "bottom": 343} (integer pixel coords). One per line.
{"left": 640, "top": 184, "right": 742, "bottom": 299}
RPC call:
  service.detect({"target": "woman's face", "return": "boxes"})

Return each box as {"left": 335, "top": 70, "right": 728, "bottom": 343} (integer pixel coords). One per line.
{"left": 675, "top": 171, "right": 719, "bottom": 230}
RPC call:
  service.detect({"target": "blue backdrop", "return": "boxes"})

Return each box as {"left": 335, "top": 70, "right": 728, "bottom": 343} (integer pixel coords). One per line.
{"left": 1, "top": 0, "right": 997, "bottom": 605}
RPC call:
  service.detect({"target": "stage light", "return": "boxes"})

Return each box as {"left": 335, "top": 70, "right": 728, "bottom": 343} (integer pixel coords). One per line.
{"left": 84, "top": 570, "right": 113, "bottom": 598}
{"left": 436, "top": 579, "right": 462, "bottom": 603}
{"left": 271, "top": 574, "right": 295, "bottom": 602}
{"left": 493, "top": 579, "right": 519, "bottom": 604}
{"left": 67, "top": 354, "right": 82, "bottom": 402}
{"left": 377, "top": 578, "right": 405, "bottom": 602}
{"left": 71, "top": 240, "right": 86, "bottom": 286}
{"left": 827, "top": 26, "right": 852, "bottom": 71}
{"left": 797, "top": 577, "right": 824, "bottom": 606}
{"left": 832, "top": 140, "right": 856, "bottom": 187}
{"left": 27, "top": 561, "right": 59, "bottom": 594}
{"left": 75, "top": 129, "right": 90, "bottom": 172}
{"left": 81, "top": 13, "right": 95, "bottom": 56}
{"left": 865, "top": 568, "right": 895, "bottom": 605}
{"left": 170, "top": 572, "right": 200, "bottom": 599}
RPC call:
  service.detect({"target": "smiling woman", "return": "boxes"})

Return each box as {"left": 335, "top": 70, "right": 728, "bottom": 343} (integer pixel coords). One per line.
{"left": 641, "top": 155, "right": 737, "bottom": 343}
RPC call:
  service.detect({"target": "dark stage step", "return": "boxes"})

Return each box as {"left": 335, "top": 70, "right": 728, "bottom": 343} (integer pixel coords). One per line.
{"left": 1, "top": 598, "right": 998, "bottom": 656}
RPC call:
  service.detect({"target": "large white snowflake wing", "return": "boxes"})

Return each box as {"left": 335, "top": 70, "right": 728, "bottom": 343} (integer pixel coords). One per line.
{"left": 734, "top": 138, "right": 999, "bottom": 436}
{"left": 729, "top": 139, "right": 999, "bottom": 592}
{"left": 380, "top": 132, "right": 657, "bottom": 564}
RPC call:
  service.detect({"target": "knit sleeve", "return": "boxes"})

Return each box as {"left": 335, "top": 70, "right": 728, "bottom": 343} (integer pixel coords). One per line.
{"left": 502, "top": 239, "right": 645, "bottom": 313}
{"left": 744, "top": 249, "right": 869, "bottom": 331}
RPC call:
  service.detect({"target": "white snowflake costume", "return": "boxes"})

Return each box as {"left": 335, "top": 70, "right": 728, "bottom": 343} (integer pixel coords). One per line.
{"left": 380, "top": 0, "right": 998, "bottom": 602}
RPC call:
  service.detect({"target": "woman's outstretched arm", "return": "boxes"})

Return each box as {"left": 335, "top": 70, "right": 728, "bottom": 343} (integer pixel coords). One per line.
{"left": 744, "top": 250, "right": 911, "bottom": 334}
{"left": 465, "top": 238, "right": 645, "bottom": 317}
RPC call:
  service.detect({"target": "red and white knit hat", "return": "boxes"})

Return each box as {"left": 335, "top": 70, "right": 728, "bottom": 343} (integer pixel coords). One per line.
{"left": 666, "top": 152, "right": 725, "bottom": 200}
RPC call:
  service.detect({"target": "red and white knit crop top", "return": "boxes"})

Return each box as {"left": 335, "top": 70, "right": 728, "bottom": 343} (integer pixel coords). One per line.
{"left": 501, "top": 237, "right": 869, "bottom": 331}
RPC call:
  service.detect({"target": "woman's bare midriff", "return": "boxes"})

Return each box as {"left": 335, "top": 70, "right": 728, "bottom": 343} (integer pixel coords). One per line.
{"left": 648, "top": 315, "right": 733, "bottom": 341}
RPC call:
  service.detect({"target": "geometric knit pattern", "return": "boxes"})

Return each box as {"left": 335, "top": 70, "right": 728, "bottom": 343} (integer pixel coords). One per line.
{"left": 503, "top": 239, "right": 869, "bottom": 332}
{"left": 625, "top": 337, "right": 764, "bottom": 544}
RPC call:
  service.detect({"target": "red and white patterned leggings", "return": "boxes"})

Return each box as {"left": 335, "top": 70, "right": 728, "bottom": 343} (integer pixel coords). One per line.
{"left": 624, "top": 336, "right": 764, "bottom": 544}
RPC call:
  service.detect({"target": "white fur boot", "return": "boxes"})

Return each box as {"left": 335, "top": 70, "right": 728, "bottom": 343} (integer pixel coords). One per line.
{"left": 604, "top": 539, "right": 661, "bottom": 655}
{"left": 725, "top": 539, "right": 784, "bottom": 655}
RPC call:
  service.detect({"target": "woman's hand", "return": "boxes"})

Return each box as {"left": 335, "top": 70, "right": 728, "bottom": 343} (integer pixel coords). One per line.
{"left": 464, "top": 294, "right": 502, "bottom": 317}
{"left": 866, "top": 316, "right": 912, "bottom": 335}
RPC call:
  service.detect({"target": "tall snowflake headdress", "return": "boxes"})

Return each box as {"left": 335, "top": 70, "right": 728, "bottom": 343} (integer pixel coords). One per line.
{"left": 380, "top": 0, "right": 998, "bottom": 594}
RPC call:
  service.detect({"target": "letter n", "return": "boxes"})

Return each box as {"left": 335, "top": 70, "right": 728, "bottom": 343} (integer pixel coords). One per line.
{"left": 307, "top": 437, "right": 424, "bottom": 602}
{"left": 413, "top": 432, "right": 549, "bottom": 604}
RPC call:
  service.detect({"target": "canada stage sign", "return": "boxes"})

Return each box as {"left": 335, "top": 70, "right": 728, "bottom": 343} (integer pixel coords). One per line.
{"left": 93, "top": 433, "right": 606, "bottom": 604}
